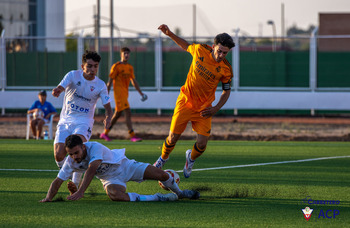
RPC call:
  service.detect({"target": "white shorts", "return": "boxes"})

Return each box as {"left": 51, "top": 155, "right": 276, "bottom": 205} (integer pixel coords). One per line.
{"left": 97, "top": 158, "right": 149, "bottom": 189}
{"left": 54, "top": 123, "right": 93, "bottom": 144}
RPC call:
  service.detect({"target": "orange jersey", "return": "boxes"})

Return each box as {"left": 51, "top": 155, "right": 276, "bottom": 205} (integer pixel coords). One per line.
{"left": 109, "top": 62, "right": 135, "bottom": 102}
{"left": 178, "top": 43, "right": 233, "bottom": 111}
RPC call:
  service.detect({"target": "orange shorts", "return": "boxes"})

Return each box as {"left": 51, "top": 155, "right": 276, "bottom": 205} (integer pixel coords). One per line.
{"left": 170, "top": 99, "right": 212, "bottom": 136}
{"left": 114, "top": 96, "right": 130, "bottom": 112}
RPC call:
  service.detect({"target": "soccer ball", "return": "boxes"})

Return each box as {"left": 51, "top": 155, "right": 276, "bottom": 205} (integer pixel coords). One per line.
{"left": 158, "top": 169, "right": 180, "bottom": 191}
{"left": 33, "top": 110, "right": 44, "bottom": 119}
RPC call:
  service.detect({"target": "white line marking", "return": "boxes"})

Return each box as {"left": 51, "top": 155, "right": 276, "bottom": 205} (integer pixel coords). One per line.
{"left": 1, "top": 155, "right": 349, "bottom": 173}
{"left": 0, "top": 168, "right": 58, "bottom": 172}
{"left": 176, "top": 155, "right": 350, "bottom": 173}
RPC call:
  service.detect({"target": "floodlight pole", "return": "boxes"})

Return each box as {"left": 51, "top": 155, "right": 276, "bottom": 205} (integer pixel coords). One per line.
{"left": 1, "top": 30, "right": 6, "bottom": 115}
{"left": 267, "top": 20, "right": 276, "bottom": 52}
{"left": 232, "top": 28, "right": 240, "bottom": 116}
{"left": 109, "top": 0, "right": 114, "bottom": 70}
{"left": 193, "top": 4, "right": 196, "bottom": 42}
{"left": 94, "top": 0, "right": 101, "bottom": 56}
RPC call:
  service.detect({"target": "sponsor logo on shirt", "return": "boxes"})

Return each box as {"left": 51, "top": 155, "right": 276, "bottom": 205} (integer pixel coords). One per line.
{"left": 90, "top": 86, "right": 95, "bottom": 91}
{"left": 76, "top": 81, "right": 81, "bottom": 86}
{"left": 73, "top": 92, "right": 91, "bottom": 102}
{"left": 96, "top": 163, "right": 111, "bottom": 175}
{"left": 67, "top": 101, "right": 89, "bottom": 113}
{"left": 195, "top": 61, "right": 216, "bottom": 82}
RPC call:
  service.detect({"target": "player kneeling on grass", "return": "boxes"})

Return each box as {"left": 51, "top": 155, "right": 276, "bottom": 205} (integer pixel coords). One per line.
{"left": 39, "top": 134, "right": 199, "bottom": 202}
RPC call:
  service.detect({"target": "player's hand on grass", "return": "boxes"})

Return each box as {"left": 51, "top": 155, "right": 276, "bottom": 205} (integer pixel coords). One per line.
{"left": 67, "top": 191, "right": 84, "bottom": 201}
{"left": 39, "top": 198, "right": 52, "bottom": 203}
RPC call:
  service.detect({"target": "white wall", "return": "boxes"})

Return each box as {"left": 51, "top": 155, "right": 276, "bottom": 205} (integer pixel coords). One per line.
{"left": 1, "top": 90, "right": 350, "bottom": 111}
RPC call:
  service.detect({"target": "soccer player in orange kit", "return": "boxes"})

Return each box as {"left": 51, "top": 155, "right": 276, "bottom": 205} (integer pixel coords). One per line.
{"left": 153, "top": 24, "right": 235, "bottom": 178}
{"left": 100, "top": 47, "right": 147, "bottom": 142}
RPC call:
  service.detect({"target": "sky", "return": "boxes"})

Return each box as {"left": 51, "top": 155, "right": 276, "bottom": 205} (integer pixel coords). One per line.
{"left": 65, "top": 0, "right": 350, "bottom": 38}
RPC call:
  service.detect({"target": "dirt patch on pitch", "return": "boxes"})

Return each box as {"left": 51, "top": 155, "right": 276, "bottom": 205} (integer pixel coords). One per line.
{"left": 2, "top": 115, "right": 350, "bottom": 142}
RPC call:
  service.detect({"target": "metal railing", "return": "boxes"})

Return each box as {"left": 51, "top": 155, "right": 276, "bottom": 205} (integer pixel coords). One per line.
{"left": 2, "top": 29, "right": 350, "bottom": 114}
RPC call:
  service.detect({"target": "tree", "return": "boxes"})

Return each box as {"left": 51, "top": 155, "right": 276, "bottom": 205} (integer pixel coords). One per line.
{"left": 287, "top": 24, "right": 316, "bottom": 36}
{"left": 174, "top": 27, "right": 182, "bottom": 36}
{"left": 66, "top": 33, "right": 78, "bottom": 52}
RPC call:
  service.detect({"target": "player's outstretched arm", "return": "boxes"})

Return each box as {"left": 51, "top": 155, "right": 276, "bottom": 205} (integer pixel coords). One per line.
{"left": 200, "top": 90, "right": 231, "bottom": 118}
{"left": 130, "top": 78, "right": 147, "bottom": 101}
{"left": 103, "top": 103, "right": 113, "bottom": 129}
{"left": 106, "top": 78, "right": 113, "bottom": 94}
{"left": 67, "top": 160, "right": 102, "bottom": 201}
{"left": 39, "top": 177, "right": 64, "bottom": 202}
{"left": 52, "top": 86, "right": 65, "bottom": 98}
{"left": 158, "top": 24, "right": 189, "bottom": 51}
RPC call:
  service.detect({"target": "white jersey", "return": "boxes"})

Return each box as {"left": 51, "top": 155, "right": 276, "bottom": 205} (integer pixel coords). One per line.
{"left": 57, "top": 70, "right": 111, "bottom": 126}
{"left": 58, "top": 142, "right": 127, "bottom": 181}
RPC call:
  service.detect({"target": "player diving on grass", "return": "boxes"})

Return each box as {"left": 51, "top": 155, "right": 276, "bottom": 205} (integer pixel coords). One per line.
{"left": 52, "top": 50, "right": 113, "bottom": 190}
{"left": 39, "top": 134, "right": 200, "bottom": 202}
{"left": 153, "top": 24, "right": 235, "bottom": 178}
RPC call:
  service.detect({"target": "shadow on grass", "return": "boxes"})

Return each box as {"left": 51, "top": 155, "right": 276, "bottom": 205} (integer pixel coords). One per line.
{"left": 192, "top": 185, "right": 270, "bottom": 199}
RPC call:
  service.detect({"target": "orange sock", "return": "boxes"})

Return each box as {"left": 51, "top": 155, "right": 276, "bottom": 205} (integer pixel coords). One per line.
{"left": 191, "top": 143, "right": 206, "bottom": 160}
{"left": 104, "top": 129, "right": 110, "bottom": 135}
{"left": 161, "top": 138, "right": 175, "bottom": 160}
{"left": 129, "top": 129, "right": 135, "bottom": 138}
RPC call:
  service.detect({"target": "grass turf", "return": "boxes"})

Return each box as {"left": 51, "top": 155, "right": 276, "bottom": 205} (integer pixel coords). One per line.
{"left": 0, "top": 139, "right": 349, "bottom": 227}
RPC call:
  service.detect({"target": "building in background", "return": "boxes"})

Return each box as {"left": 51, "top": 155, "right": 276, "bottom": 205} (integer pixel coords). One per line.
{"left": 319, "top": 13, "right": 350, "bottom": 52}
{"left": 0, "top": 0, "right": 65, "bottom": 52}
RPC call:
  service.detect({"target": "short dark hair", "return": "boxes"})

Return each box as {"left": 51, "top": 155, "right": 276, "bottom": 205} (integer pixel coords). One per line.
{"left": 82, "top": 50, "right": 101, "bottom": 63}
{"left": 38, "top": 90, "right": 47, "bottom": 96}
{"left": 121, "top": 47, "right": 130, "bottom": 53}
{"left": 65, "top": 135, "right": 83, "bottom": 149}
{"left": 214, "top": 33, "right": 235, "bottom": 49}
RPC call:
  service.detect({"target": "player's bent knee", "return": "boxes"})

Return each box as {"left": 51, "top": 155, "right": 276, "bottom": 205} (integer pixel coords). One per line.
{"left": 106, "top": 187, "right": 129, "bottom": 201}
{"left": 107, "top": 193, "right": 129, "bottom": 201}
{"left": 54, "top": 144, "right": 66, "bottom": 162}
{"left": 196, "top": 142, "right": 207, "bottom": 150}
{"left": 168, "top": 133, "right": 180, "bottom": 144}
{"left": 159, "top": 169, "right": 171, "bottom": 181}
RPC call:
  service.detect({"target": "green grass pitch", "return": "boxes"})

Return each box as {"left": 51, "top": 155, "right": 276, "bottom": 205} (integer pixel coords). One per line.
{"left": 0, "top": 139, "right": 349, "bottom": 227}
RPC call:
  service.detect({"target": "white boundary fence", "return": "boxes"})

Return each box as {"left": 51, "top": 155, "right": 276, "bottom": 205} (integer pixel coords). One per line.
{"left": 1, "top": 29, "right": 350, "bottom": 115}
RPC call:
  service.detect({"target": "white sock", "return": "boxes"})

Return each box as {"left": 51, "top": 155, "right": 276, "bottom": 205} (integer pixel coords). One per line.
{"left": 55, "top": 156, "right": 67, "bottom": 169}
{"left": 160, "top": 173, "right": 182, "bottom": 195}
{"left": 128, "top": 193, "right": 159, "bottom": 202}
{"left": 72, "top": 172, "right": 83, "bottom": 188}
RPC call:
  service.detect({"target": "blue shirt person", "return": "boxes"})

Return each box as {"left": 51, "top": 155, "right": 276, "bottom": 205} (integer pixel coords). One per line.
{"left": 27, "top": 90, "right": 57, "bottom": 139}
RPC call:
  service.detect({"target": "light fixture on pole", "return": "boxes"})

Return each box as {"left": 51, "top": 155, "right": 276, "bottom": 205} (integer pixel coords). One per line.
{"left": 267, "top": 20, "right": 276, "bottom": 52}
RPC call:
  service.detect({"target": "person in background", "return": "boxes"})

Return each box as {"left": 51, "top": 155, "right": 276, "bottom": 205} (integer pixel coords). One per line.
{"left": 100, "top": 47, "right": 147, "bottom": 142}
{"left": 27, "top": 90, "right": 57, "bottom": 140}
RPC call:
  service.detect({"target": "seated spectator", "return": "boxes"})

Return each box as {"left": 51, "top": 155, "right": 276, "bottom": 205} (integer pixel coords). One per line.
{"left": 27, "top": 90, "right": 57, "bottom": 139}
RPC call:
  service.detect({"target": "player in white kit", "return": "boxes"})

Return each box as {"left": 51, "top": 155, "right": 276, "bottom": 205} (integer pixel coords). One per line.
{"left": 52, "top": 50, "right": 113, "bottom": 188}
{"left": 40, "top": 135, "right": 200, "bottom": 202}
